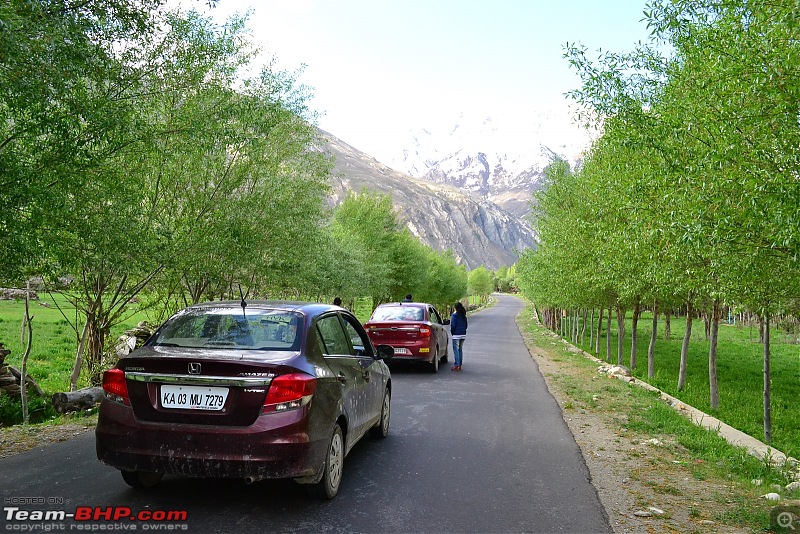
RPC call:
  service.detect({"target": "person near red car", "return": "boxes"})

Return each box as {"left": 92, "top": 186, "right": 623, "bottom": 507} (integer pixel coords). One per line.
{"left": 450, "top": 302, "right": 468, "bottom": 371}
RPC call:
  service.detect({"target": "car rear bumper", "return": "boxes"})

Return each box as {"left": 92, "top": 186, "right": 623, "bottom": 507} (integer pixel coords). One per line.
{"left": 95, "top": 400, "right": 328, "bottom": 481}
{"left": 388, "top": 352, "right": 434, "bottom": 363}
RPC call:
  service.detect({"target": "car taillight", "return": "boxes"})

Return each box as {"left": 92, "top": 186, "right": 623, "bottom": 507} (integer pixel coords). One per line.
{"left": 263, "top": 373, "right": 317, "bottom": 414}
{"left": 102, "top": 368, "right": 130, "bottom": 406}
{"left": 419, "top": 326, "right": 432, "bottom": 338}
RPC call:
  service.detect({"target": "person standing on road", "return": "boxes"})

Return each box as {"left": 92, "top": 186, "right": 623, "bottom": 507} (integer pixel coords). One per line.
{"left": 450, "top": 302, "right": 468, "bottom": 371}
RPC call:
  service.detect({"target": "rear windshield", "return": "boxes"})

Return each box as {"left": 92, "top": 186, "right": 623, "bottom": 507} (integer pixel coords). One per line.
{"left": 370, "top": 306, "right": 423, "bottom": 322}
{"left": 151, "top": 309, "right": 303, "bottom": 351}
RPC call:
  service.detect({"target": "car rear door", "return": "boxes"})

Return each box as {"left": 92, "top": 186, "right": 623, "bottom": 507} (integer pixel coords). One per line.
{"left": 314, "top": 313, "right": 373, "bottom": 445}
{"left": 340, "top": 313, "right": 384, "bottom": 426}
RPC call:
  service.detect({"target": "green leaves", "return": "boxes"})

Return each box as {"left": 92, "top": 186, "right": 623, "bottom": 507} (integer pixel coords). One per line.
{"left": 522, "top": 0, "right": 800, "bottom": 318}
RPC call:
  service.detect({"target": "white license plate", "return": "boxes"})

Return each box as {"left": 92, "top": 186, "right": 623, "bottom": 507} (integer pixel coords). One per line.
{"left": 161, "top": 385, "right": 228, "bottom": 411}
{"left": 392, "top": 347, "right": 411, "bottom": 355}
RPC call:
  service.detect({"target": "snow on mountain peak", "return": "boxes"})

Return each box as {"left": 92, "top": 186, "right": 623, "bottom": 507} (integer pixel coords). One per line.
{"left": 391, "top": 108, "right": 594, "bottom": 216}
{"left": 393, "top": 109, "right": 592, "bottom": 179}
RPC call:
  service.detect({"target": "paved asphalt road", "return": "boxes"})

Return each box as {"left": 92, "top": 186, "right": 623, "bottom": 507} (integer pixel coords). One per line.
{"left": 0, "top": 294, "right": 610, "bottom": 533}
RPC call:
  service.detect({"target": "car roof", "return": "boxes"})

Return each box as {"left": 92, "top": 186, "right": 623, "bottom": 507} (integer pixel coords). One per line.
{"left": 186, "top": 300, "right": 344, "bottom": 316}
{"left": 377, "top": 302, "right": 429, "bottom": 308}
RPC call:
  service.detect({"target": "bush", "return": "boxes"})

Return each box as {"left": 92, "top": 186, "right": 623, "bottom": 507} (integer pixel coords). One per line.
{"left": 0, "top": 393, "right": 57, "bottom": 426}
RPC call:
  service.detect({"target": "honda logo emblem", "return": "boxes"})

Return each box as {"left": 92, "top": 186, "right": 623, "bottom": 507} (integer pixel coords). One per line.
{"left": 188, "top": 363, "right": 201, "bottom": 375}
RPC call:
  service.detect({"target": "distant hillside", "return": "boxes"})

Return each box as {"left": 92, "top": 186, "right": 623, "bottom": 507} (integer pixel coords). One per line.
{"left": 319, "top": 130, "right": 535, "bottom": 270}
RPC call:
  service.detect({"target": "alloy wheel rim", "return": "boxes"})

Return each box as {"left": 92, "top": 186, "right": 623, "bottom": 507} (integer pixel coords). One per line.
{"left": 382, "top": 394, "right": 390, "bottom": 433}
{"left": 329, "top": 431, "right": 343, "bottom": 489}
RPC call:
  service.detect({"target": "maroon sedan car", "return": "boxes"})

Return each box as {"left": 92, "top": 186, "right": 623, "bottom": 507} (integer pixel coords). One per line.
{"left": 96, "top": 301, "right": 393, "bottom": 499}
{"left": 364, "top": 302, "right": 449, "bottom": 372}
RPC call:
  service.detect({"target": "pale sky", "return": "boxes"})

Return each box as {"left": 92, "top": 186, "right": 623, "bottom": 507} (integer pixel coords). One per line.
{"left": 185, "top": 0, "right": 654, "bottom": 165}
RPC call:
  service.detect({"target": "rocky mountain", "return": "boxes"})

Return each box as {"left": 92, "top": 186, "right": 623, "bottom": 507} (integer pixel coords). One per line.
{"left": 391, "top": 113, "right": 592, "bottom": 218}
{"left": 319, "top": 130, "right": 536, "bottom": 270}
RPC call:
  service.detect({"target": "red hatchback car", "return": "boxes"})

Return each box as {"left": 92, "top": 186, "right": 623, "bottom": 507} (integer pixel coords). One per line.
{"left": 95, "top": 301, "right": 393, "bottom": 499}
{"left": 364, "top": 302, "right": 449, "bottom": 372}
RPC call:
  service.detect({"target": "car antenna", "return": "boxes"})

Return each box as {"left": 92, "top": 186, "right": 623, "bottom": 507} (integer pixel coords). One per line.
{"left": 238, "top": 283, "right": 247, "bottom": 318}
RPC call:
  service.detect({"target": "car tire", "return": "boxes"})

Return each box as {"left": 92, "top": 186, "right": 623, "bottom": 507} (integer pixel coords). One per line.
{"left": 121, "top": 470, "right": 163, "bottom": 488}
{"left": 429, "top": 347, "right": 439, "bottom": 373}
{"left": 369, "top": 388, "right": 391, "bottom": 439}
{"left": 308, "top": 425, "right": 344, "bottom": 500}
{"left": 441, "top": 341, "right": 449, "bottom": 363}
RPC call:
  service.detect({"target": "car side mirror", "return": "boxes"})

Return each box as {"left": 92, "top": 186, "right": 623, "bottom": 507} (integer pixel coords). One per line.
{"left": 376, "top": 344, "right": 394, "bottom": 360}
{"left": 443, "top": 319, "right": 450, "bottom": 325}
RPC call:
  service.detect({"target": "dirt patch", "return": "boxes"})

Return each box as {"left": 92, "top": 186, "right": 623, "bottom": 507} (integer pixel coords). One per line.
{"left": 0, "top": 416, "right": 96, "bottom": 459}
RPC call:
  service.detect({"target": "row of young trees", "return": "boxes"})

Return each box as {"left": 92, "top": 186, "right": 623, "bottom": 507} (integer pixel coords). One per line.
{"left": 0, "top": 1, "right": 467, "bottom": 388}
{"left": 516, "top": 0, "right": 800, "bottom": 443}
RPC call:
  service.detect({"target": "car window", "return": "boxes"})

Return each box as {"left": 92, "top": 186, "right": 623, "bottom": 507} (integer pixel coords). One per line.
{"left": 316, "top": 315, "right": 351, "bottom": 356}
{"left": 370, "top": 306, "right": 423, "bottom": 321}
{"left": 342, "top": 315, "right": 372, "bottom": 357}
{"left": 152, "top": 309, "right": 302, "bottom": 350}
{"left": 430, "top": 307, "right": 443, "bottom": 324}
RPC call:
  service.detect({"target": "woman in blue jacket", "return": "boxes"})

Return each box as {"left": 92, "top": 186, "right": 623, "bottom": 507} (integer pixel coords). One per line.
{"left": 450, "top": 302, "right": 468, "bottom": 371}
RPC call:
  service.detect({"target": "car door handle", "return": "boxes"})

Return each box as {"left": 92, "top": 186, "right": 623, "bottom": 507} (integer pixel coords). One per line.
{"left": 362, "top": 370, "right": 370, "bottom": 381}
{"left": 337, "top": 373, "right": 347, "bottom": 384}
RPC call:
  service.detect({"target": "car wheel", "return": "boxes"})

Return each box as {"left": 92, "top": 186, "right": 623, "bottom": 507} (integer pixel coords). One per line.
{"left": 370, "top": 388, "right": 391, "bottom": 439}
{"left": 308, "top": 425, "right": 344, "bottom": 500}
{"left": 121, "top": 470, "right": 163, "bottom": 488}
{"left": 429, "top": 346, "right": 439, "bottom": 373}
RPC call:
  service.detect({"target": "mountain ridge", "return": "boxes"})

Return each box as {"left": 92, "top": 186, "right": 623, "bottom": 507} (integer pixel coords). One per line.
{"left": 319, "top": 130, "right": 536, "bottom": 270}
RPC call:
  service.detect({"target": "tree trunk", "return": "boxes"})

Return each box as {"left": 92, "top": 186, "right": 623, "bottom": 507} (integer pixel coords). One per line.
{"left": 52, "top": 387, "right": 105, "bottom": 414}
{"left": 708, "top": 299, "right": 720, "bottom": 410}
{"left": 615, "top": 305, "right": 625, "bottom": 366}
{"left": 21, "top": 283, "right": 33, "bottom": 424}
{"left": 85, "top": 315, "right": 109, "bottom": 387}
{"left": 665, "top": 312, "right": 671, "bottom": 341}
{"left": 580, "top": 308, "right": 587, "bottom": 346}
{"left": 648, "top": 301, "right": 658, "bottom": 379}
{"left": 763, "top": 311, "right": 772, "bottom": 444}
{"left": 605, "top": 307, "right": 612, "bottom": 362}
{"left": 70, "top": 318, "right": 92, "bottom": 392}
{"left": 589, "top": 308, "right": 595, "bottom": 350}
{"left": 596, "top": 307, "right": 603, "bottom": 355}
{"left": 573, "top": 309, "right": 579, "bottom": 343}
{"left": 678, "top": 302, "right": 693, "bottom": 391}
{"left": 630, "top": 299, "right": 640, "bottom": 371}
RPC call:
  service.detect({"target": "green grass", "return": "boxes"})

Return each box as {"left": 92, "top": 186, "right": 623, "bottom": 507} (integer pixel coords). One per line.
{"left": 0, "top": 293, "right": 150, "bottom": 422}
{"left": 560, "top": 309, "right": 800, "bottom": 460}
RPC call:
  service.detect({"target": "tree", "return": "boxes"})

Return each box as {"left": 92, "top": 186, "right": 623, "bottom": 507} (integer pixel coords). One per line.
{"left": 0, "top": 0, "right": 164, "bottom": 284}
{"left": 468, "top": 267, "right": 494, "bottom": 303}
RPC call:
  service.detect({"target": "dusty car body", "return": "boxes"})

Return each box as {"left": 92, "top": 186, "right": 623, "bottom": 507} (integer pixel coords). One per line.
{"left": 363, "top": 302, "right": 449, "bottom": 372}
{"left": 95, "top": 301, "right": 392, "bottom": 499}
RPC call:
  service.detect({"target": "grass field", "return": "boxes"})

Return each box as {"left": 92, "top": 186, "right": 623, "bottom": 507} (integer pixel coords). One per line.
{"left": 560, "top": 309, "right": 800, "bottom": 459}
{"left": 0, "top": 294, "right": 151, "bottom": 424}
